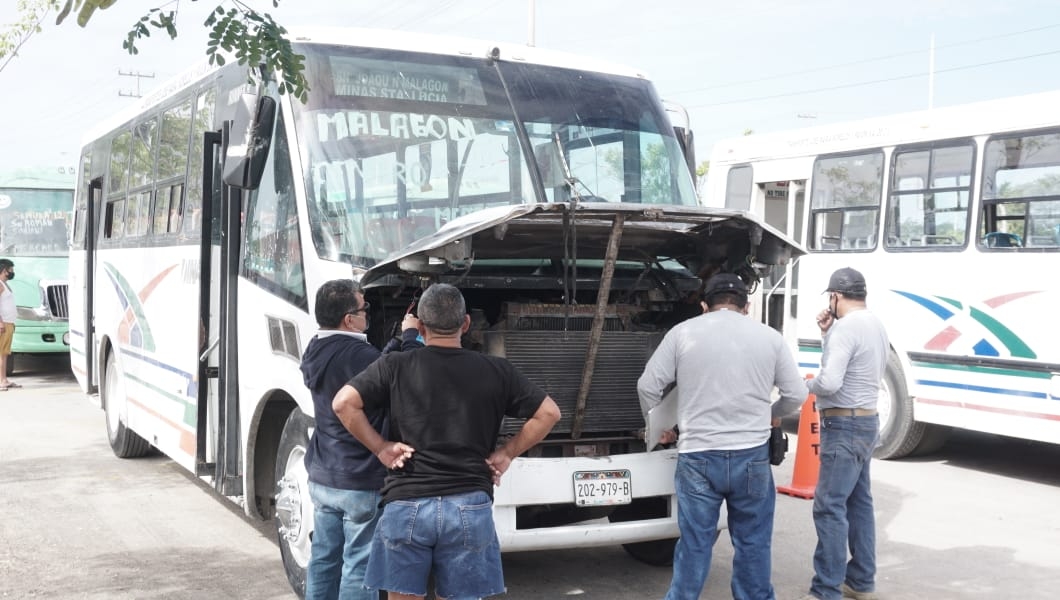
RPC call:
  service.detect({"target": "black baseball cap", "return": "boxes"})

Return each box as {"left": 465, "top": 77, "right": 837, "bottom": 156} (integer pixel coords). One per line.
{"left": 704, "top": 273, "right": 748, "bottom": 300}
{"left": 824, "top": 267, "right": 867, "bottom": 295}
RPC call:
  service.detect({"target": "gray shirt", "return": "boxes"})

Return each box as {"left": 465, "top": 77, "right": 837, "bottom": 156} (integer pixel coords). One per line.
{"left": 807, "top": 309, "right": 890, "bottom": 410}
{"left": 637, "top": 308, "right": 808, "bottom": 453}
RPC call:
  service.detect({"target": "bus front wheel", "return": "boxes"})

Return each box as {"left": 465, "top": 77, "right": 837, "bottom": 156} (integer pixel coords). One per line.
{"left": 609, "top": 497, "right": 680, "bottom": 566}
{"left": 275, "top": 408, "right": 313, "bottom": 599}
{"left": 874, "top": 352, "right": 950, "bottom": 459}
{"left": 102, "top": 350, "right": 150, "bottom": 458}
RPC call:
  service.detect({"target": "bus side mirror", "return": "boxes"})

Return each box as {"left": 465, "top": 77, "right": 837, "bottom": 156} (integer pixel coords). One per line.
{"left": 673, "top": 126, "right": 696, "bottom": 178}
{"left": 223, "top": 94, "right": 277, "bottom": 190}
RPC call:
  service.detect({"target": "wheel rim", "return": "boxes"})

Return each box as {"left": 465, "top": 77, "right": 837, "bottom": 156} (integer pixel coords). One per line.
{"left": 104, "top": 354, "right": 125, "bottom": 439}
{"left": 275, "top": 443, "right": 312, "bottom": 568}
{"left": 877, "top": 377, "right": 894, "bottom": 439}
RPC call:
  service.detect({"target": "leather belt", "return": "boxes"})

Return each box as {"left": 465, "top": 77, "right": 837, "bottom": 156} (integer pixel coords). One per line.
{"left": 819, "top": 407, "right": 877, "bottom": 417}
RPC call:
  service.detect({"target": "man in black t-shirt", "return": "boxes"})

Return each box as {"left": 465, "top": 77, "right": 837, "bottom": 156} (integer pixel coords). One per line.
{"left": 333, "top": 283, "right": 561, "bottom": 600}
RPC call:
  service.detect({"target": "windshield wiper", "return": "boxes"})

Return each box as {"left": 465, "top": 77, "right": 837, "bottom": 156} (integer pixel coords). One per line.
{"left": 552, "top": 131, "right": 601, "bottom": 202}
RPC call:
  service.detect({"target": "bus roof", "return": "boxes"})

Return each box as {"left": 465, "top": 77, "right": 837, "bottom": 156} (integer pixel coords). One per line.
{"left": 0, "top": 166, "right": 76, "bottom": 190}
{"left": 709, "top": 88, "right": 1060, "bottom": 165}
{"left": 81, "top": 27, "right": 650, "bottom": 148}
{"left": 286, "top": 27, "right": 649, "bottom": 79}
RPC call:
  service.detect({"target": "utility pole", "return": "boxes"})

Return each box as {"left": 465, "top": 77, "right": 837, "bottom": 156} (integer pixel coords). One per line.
{"left": 118, "top": 69, "right": 155, "bottom": 98}
{"left": 527, "top": 0, "right": 535, "bottom": 47}
{"left": 928, "top": 34, "right": 935, "bottom": 110}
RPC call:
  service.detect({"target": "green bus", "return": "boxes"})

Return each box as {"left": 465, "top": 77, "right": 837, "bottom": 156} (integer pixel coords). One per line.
{"left": 0, "top": 166, "right": 74, "bottom": 374}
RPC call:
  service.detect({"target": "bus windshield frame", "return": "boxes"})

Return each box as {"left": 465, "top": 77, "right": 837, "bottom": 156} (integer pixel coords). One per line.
{"left": 289, "top": 44, "right": 697, "bottom": 266}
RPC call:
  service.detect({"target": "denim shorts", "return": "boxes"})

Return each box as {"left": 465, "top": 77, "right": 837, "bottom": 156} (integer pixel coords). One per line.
{"left": 364, "top": 490, "right": 505, "bottom": 599}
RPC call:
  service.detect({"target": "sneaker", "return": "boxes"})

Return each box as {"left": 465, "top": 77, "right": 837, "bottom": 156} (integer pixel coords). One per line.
{"left": 794, "top": 595, "right": 821, "bottom": 600}
{"left": 841, "top": 582, "right": 880, "bottom": 600}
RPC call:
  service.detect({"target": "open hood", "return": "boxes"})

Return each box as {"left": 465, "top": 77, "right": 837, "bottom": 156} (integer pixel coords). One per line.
{"left": 360, "top": 202, "right": 804, "bottom": 286}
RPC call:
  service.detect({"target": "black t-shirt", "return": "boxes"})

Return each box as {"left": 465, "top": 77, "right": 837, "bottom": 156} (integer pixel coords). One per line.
{"left": 350, "top": 345, "right": 547, "bottom": 503}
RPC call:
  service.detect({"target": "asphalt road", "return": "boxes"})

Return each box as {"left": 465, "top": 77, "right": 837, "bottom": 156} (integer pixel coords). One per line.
{"left": 2, "top": 354, "right": 1059, "bottom": 599}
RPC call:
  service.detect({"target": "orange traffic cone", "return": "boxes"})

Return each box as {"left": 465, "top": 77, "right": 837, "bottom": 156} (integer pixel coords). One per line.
{"left": 777, "top": 387, "right": 820, "bottom": 499}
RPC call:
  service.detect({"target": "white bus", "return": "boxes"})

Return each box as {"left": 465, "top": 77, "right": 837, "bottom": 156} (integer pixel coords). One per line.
{"left": 69, "top": 28, "right": 801, "bottom": 595}
{"left": 704, "top": 91, "right": 1060, "bottom": 459}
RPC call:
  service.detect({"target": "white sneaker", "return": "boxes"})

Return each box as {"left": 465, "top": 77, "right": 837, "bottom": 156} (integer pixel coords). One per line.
{"left": 841, "top": 582, "right": 880, "bottom": 600}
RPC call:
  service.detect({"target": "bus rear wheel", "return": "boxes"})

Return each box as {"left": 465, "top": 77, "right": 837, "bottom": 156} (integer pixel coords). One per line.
{"left": 275, "top": 408, "right": 313, "bottom": 599}
{"left": 875, "top": 352, "right": 950, "bottom": 459}
{"left": 102, "top": 350, "right": 150, "bottom": 458}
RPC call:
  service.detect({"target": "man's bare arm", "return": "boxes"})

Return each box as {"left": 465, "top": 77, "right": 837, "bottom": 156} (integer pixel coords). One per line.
{"left": 486, "top": 396, "right": 561, "bottom": 484}
{"left": 332, "top": 384, "right": 413, "bottom": 469}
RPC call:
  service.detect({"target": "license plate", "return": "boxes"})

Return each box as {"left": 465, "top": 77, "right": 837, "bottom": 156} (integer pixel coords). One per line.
{"left": 573, "top": 469, "right": 632, "bottom": 506}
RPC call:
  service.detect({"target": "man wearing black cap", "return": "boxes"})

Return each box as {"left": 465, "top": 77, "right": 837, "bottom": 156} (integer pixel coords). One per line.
{"left": 798, "top": 267, "right": 889, "bottom": 600}
{"left": 638, "top": 273, "right": 807, "bottom": 600}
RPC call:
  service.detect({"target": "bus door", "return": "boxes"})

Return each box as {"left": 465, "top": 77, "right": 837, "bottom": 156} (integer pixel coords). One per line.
{"left": 195, "top": 124, "right": 242, "bottom": 496}
{"left": 194, "top": 93, "right": 276, "bottom": 496}
{"left": 80, "top": 177, "right": 104, "bottom": 392}
{"left": 751, "top": 176, "right": 805, "bottom": 342}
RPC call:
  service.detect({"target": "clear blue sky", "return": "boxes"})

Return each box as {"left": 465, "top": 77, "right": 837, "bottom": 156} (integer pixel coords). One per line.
{"left": 3, "top": 0, "right": 1060, "bottom": 174}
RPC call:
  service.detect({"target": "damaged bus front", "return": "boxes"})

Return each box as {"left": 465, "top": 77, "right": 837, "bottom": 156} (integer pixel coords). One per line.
{"left": 357, "top": 202, "right": 802, "bottom": 564}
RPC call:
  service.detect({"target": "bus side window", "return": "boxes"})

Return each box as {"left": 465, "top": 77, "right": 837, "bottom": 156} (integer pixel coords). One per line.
{"left": 125, "top": 195, "right": 140, "bottom": 237}
{"left": 809, "top": 152, "right": 884, "bottom": 252}
{"left": 105, "top": 199, "right": 125, "bottom": 239}
{"left": 156, "top": 99, "right": 193, "bottom": 237}
{"left": 242, "top": 109, "right": 307, "bottom": 310}
{"left": 105, "top": 129, "right": 132, "bottom": 242}
{"left": 183, "top": 87, "right": 216, "bottom": 238}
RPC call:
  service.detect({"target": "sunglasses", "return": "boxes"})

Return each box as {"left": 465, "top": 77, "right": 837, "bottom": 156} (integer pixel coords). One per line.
{"left": 347, "top": 302, "right": 371, "bottom": 316}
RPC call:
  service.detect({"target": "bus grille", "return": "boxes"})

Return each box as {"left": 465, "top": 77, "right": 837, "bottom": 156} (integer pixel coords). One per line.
{"left": 485, "top": 330, "right": 663, "bottom": 438}
{"left": 46, "top": 284, "right": 69, "bottom": 319}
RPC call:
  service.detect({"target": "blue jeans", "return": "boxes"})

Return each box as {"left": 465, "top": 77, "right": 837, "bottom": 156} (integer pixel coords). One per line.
{"left": 666, "top": 442, "right": 776, "bottom": 600}
{"left": 809, "top": 415, "right": 879, "bottom": 600}
{"left": 365, "top": 490, "right": 504, "bottom": 600}
{"left": 305, "top": 482, "right": 381, "bottom": 600}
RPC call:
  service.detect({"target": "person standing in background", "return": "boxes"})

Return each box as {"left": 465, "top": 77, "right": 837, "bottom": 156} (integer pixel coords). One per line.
{"left": 0, "top": 259, "right": 20, "bottom": 390}
{"left": 798, "top": 267, "right": 889, "bottom": 600}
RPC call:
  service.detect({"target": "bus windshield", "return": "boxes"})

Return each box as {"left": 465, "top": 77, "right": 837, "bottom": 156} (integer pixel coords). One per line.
{"left": 0, "top": 187, "right": 71, "bottom": 257}
{"left": 291, "top": 44, "right": 697, "bottom": 265}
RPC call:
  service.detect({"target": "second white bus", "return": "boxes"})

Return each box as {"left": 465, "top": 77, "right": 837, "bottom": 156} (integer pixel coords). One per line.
{"left": 705, "top": 90, "right": 1060, "bottom": 459}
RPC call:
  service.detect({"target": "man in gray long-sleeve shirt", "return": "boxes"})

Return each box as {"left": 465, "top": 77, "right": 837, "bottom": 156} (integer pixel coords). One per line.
{"left": 638, "top": 273, "right": 807, "bottom": 600}
{"left": 798, "top": 267, "right": 889, "bottom": 600}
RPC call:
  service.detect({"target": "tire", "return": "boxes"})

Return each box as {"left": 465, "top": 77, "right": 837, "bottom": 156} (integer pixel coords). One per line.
{"left": 874, "top": 351, "right": 950, "bottom": 459}
{"left": 621, "top": 537, "right": 678, "bottom": 566}
{"left": 609, "top": 497, "right": 679, "bottom": 567}
{"left": 275, "top": 408, "right": 313, "bottom": 599}
{"left": 5, "top": 353, "right": 13, "bottom": 376}
{"left": 102, "top": 350, "right": 150, "bottom": 458}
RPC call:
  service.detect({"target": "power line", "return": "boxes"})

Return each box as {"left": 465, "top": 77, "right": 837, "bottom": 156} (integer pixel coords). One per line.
{"left": 118, "top": 69, "right": 156, "bottom": 98}
{"left": 688, "top": 49, "right": 1060, "bottom": 108}
{"left": 441, "top": 0, "right": 508, "bottom": 28}
{"left": 392, "top": 0, "right": 463, "bottom": 29}
{"left": 672, "top": 22, "right": 1060, "bottom": 96}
